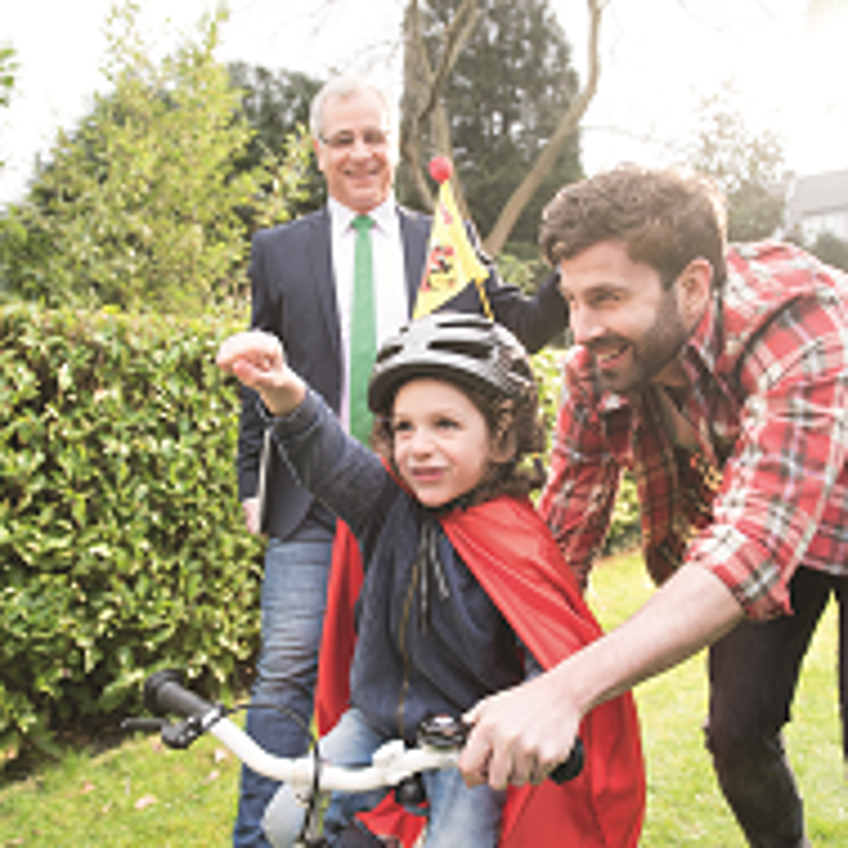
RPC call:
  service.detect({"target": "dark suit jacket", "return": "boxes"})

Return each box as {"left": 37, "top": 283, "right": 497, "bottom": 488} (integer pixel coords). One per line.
{"left": 237, "top": 204, "right": 567, "bottom": 540}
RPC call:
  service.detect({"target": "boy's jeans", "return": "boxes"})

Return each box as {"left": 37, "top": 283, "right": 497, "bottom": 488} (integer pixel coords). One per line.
{"left": 263, "top": 707, "right": 506, "bottom": 847}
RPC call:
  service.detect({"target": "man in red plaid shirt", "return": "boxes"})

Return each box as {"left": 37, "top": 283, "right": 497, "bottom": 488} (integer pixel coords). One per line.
{"left": 459, "top": 165, "right": 847, "bottom": 847}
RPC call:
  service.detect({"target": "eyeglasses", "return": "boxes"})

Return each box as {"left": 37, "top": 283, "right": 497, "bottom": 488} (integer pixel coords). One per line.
{"left": 319, "top": 128, "right": 390, "bottom": 150}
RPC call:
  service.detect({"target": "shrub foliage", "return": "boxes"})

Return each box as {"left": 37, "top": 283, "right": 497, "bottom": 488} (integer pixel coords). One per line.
{"left": 1, "top": 305, "right": 262, "bottom": 754}
{"left": 0, "top": 3, "right": 314, "bottom": 312}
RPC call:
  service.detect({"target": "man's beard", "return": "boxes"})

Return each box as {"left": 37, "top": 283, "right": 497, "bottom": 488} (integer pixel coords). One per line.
{"left": 591, "top": 289, "right": 690, "bottom": 396}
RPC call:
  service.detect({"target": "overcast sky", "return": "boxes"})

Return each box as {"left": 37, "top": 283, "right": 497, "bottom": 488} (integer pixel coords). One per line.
{"left": 2, "top": 0, "right": 847, "bottom": 206}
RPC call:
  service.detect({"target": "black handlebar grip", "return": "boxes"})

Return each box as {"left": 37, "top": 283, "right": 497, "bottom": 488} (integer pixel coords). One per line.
{"left": 143, "top": 669, "right": 215, "bottom": 719}
{"left": 417, "top": 715, "right": 584, "bottom": 785}
{"left": 548, "top": 737, "right": 585, "bottom": 784}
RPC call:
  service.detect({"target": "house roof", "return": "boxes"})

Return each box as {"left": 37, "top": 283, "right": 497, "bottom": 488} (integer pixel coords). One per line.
{"left": 787, "top": 169, "right": 848, "bottom": 218}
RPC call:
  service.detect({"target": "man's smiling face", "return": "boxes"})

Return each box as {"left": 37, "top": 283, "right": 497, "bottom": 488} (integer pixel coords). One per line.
{"left": 313, "top": 88, "right": 395, "bottom": 214}
{"left": 559, "top": 239, "right": 692, "bottom": 394}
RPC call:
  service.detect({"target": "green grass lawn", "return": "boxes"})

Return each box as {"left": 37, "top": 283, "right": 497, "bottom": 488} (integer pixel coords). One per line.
{"left": 1, "top": 550, "right": 845, "bottom": 845}
{"left": 590, "top": 551, "right": 847, "bottom": 846}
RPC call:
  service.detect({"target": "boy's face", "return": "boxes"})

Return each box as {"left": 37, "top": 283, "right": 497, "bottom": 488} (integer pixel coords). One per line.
{"left": 390, "top": 377, "right": 496, "bottom": 508}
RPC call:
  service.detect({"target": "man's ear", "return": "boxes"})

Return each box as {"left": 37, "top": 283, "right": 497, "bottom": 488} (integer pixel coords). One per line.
{"left": 676, "top": 258, "right": 713, "bottom": 327}
{"left": 313, "top": 137, "right": 327, "bottom": 174}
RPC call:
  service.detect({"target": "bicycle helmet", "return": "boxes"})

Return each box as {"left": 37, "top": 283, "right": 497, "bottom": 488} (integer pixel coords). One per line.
{"left": 368, "top": 311, "right": 535, "bottom": 413}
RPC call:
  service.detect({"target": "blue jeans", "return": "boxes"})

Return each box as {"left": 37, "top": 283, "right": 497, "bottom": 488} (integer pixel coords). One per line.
{"left": 263, "top": 707, "right": 505, "bottom": 847}
{"left": 233, "top": 527, "right": 334, "bottom": 848}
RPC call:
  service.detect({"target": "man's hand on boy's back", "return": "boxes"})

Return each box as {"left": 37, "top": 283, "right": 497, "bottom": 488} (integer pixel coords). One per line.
{"left": 216, "top": 330, "right": 306, "bottom": 417}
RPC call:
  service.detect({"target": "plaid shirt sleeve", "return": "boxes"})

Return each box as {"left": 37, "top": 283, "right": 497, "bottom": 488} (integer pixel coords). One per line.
{"left": 538, "top": 349, "right": 625, "bottom": 591}
{"left": 687, "top": 286, "right": 848, "bottom": 619}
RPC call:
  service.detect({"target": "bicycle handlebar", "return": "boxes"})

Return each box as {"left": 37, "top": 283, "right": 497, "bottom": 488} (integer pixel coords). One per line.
{"left": 144, "top": 668, "right": 216, "bottom": 718}
{"left": 134, "top": 669, "right": 461, "bottom": 794}
{"left": 132, "top": 669, "right": 583, "bottom": 793}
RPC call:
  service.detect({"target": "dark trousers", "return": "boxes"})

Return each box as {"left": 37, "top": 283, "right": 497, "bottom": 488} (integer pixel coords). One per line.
{"left": 705, "top": 567, "right": 848, "bottom": 848}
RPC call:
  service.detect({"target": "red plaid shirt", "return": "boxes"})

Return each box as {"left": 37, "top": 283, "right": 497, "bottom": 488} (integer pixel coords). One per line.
{"left": 539, "top": 241, "right": 848, "bottom": 619}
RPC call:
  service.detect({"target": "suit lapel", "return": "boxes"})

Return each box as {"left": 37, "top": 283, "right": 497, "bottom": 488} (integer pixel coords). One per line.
{"left": 305, "top": 207, "right": 342, "bottom": 362}
{"left": 304, "top": 206, "right": 430, "bottom": 354}
{"left": 398, "top": 206, "right": 431, "bottom": 318}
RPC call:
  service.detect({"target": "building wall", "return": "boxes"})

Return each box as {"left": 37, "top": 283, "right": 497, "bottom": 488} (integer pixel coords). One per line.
{"left": 785, "top": 170, "right": 848, "bottom": 242}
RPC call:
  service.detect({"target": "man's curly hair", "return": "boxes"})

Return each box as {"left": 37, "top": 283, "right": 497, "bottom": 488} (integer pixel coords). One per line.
{"left": 540, "top": 164, "right": 728, "bottom": 289}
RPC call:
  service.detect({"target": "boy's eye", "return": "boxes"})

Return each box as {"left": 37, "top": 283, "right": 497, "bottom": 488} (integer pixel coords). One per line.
{"left": 392, "top": 420, "right": 412, "bottom": 435}
{"left": 436, "top": 416, "right": 458, "bottom": 430}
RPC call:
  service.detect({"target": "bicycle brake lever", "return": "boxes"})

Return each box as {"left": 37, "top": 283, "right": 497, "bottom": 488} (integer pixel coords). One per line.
{"left": 417, "top": 714, "right": 468, "bottom": 749}
{"left": 121, "top": 716, "right": 202, "bottom": 750}
{"left": 121, "top": 717, "right": 170, "bottom": 733}
{"left": 120, "top": 715, "right": 206, "bottom": 749}
{"left": 416, "top": 714, "right": 584, "bottom": 783}
{"left": 160, "top": 716, "right": 206, "bottom": 750}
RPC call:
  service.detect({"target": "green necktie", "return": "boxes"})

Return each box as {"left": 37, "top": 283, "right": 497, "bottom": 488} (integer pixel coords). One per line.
{"left": 350, "top": 214, "right": 376, "bottom": 444}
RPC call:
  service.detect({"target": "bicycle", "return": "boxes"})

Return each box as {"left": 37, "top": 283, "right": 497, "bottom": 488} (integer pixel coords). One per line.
{"left": 123, "top": 669, "right": 584, "bottom": 847}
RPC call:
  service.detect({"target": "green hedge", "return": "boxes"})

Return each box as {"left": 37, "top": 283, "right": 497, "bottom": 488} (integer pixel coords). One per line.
{"left": 1, "top": 305, "right": 263, "bottom": 754}
{"left": 0, "top": 307, "right": 640, "bottom": 756}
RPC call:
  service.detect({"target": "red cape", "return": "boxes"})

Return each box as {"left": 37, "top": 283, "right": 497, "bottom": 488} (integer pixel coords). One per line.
{"left": 316, "top": 496, "right": 645, "bottom": 847}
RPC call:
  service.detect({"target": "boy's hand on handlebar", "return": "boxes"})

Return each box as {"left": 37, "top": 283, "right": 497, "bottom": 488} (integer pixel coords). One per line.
{"left": 216, "top": 331, "right": 305, "bottom": 417}
{"left": 459, "top": 673, "right": 582, "bottom": 791}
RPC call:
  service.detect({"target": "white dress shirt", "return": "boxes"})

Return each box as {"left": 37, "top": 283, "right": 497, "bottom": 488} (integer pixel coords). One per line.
{"left": 328, "top": 196, "right": 410, "bottom": 432}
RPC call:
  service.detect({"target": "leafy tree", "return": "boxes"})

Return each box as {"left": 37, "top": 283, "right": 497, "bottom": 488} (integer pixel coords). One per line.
{"left": 808, "top": 230, "right": 848, "bottom": 272}
{"left": 688, "top": 86, "right": 786, "bottom": 242}
{"left": 0, "top": 46, "right": 15, "bottom": 111}
{"left": 1, "top": 3, "right": 309, "bottom": 312}
{"left": 1, "top": 46, "right": 18, "bottom": 168}
{"left": 228, "top": 62, "right": 325, "bottom": 217}
{"left": 401, "top": 0, "right": 583, "bottom": 248}
{"left": 400, "top": 0, "right": 602, "bottom": 255}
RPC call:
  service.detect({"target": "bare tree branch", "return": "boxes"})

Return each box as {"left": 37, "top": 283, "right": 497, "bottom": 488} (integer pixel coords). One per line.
{"left": 483, "top": 0, "right": 604, "bottom": 254}
{"left": 400, "top": 1, "right": 433, "bottom": 205}
{"left": 400, "top": 0, "right": 480, "bottom": 214}
{"left": 423, "top": 0, "right": 480, "bottom": 121}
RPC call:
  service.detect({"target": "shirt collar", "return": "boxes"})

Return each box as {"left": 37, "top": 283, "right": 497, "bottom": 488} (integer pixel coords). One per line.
{"left": 328, "top": 196, "right": 397, "bottom": 235}
{"left": 682, "top": 287, "right": 721, "bottom": 377}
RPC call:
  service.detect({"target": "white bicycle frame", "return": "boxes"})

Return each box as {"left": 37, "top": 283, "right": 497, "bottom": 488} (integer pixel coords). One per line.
{"left": 128, "top": 668, "right": 582, "bottom": 846}
{"left": 131, "top": 669, "right": 461, "bottom": 804}
{"left": 207, "top": 713, "right": 459, "bottom": 801}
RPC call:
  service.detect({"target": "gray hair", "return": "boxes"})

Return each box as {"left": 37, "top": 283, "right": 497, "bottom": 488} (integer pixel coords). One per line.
{"left": 309, "top": 76, "right": 393, "bottom": 140}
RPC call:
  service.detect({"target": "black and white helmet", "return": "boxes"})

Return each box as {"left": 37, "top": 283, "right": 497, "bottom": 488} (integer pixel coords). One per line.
{"left": 368, "top": 312, "right": 535, "bottom": 414}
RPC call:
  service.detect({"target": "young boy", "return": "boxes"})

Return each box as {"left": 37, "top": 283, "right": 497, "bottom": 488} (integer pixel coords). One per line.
{"left": 217, "top": 312, "right": 644, "bottom": 848}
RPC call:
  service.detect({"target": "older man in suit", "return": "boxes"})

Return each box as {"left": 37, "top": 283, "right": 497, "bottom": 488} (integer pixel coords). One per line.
{"left": 233, "top": 75, "right": 568, "bottom": 847}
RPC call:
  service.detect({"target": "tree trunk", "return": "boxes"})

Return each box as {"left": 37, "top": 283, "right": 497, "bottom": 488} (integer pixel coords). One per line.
{"left": 400, "top": 0, "right": 481, "bottom": 217}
